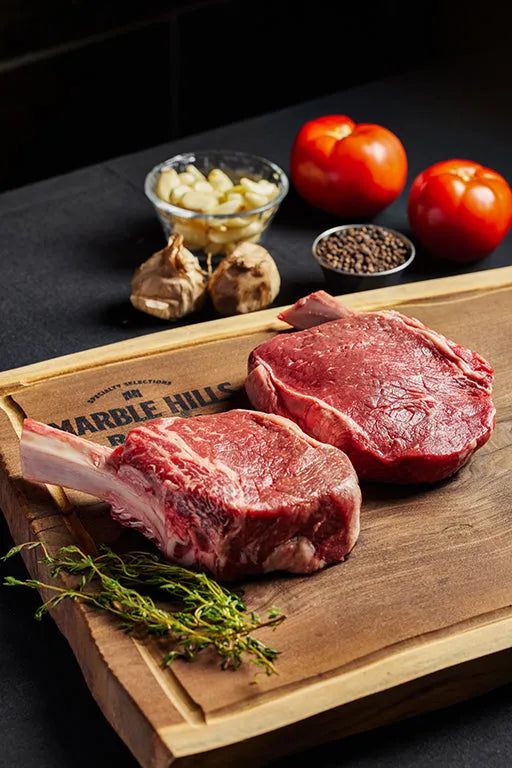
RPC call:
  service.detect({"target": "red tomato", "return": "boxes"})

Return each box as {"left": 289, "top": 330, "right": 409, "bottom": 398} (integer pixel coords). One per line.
{"left": 290, "top": 115, "right": 408, "bottom": 217}
{"left": 408, "top": 159, "right": 512, "bottom": 262}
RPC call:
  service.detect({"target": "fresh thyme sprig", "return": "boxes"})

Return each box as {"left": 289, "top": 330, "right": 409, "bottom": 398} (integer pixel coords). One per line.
{"left": 2, "top": 543, "right": 285, "bottom": 675}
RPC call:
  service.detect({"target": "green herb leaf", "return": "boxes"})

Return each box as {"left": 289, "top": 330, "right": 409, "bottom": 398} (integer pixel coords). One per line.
{"left": 2, "top": 543, "right": 285, "bottom": 675}
{"left": 0, "top": 542, "right": 41, "bottom": 562}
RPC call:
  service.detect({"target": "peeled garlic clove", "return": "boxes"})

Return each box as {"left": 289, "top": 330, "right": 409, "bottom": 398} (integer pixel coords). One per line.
{"left": 178, "top": 171, "right": 196, "bottom": 186}
{"left": 174, "top": 214, "right": 208, "bottom": 231}
{"left": 244, "top": 192, "right": 269, "bottom": 209}
{"left": 227, "top": 184, "right": 245, "bottom": 195}
{"left": 240, "top": 177, "right": 263, "bottom": 195}
{"left": 186, "top": 164, "right": 206, "bottom": 182}
{"left": 224, "top": 214, "right": 257, "bottom": 229}
{"left": 207, "top": 229, "right": 241, "bottom": 245}
{"left": 255, "top": 179, "right": 279, "bottom": 197}
{"left": 207, "top": 220, "right": 228, "bottom": 231}
{"left": 156, "top": 169, "right": 181, "bottom": 201}
{"left": 208, "top": 169, "right": 233, "bottom": 193}
{"left": 208, "top": 242, "right": 280, "bottom": 316}
{"left": 213, "top": 199, "right": 243, "bottom": 215}
{"left": 173, "top": 219, "right": 209, "bottom": 247}
{"left": 193, "top": 180, "right": 217, "bottom": 195}
{"left": 207, "top": 216, "right": 264, "bottom": 243}
{"left": 231, "top": 219, "right": 264, "bottom": 239}
{"left": 261, "top": 206, "right": 276, "bottom": 221}
{"left": 130, "top": 234, "right": 207, "bottom": 320}
{"left": 208, "top": 222, "right": 260, "bottom": 243}
{"left": 171, "top": 184, "right": 191, "bottom": 204}
{"left": 245, "top": 233, "right": 263, "bottom": 244}
{"left": 181, "top": 190, "right": 217, "bottom": 213}
{"left": 225, "top": 192, "right": 244, "bottom": 208}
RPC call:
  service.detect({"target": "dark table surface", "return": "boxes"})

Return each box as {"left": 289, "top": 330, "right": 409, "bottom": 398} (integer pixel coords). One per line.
{"left": 1, "top": 50, "right": 511, "bottom": 768}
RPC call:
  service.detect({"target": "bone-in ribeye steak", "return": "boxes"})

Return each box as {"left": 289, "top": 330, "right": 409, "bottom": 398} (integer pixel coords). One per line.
{"left": 246, "top": 291, "right": 495, "bottom": 484}
{"left": 21, "top": 410, "right": 361, "bottom": 580}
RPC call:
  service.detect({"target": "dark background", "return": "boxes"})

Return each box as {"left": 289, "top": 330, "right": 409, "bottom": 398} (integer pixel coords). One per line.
{"left": 1, "top": 4, "right": 512, "bottom": 768}
{"left": 1, "top": 0, "right": 511, "bottom": 193}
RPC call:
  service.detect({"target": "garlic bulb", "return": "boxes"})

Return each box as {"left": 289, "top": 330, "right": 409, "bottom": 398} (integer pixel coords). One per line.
{"left": 130, "top": 234, "right": 207, "bottom": 320}
{"left": 208, "top": 242, "right": 281, "bottom": 316}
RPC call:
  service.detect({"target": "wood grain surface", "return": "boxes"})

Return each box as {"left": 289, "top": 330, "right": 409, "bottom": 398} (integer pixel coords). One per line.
{"left": 1, "top": 268, "right": 511, "bottom": 767}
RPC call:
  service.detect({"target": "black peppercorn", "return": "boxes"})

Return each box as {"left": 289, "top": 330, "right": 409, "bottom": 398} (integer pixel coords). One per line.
{"left": 315, "top": 226, "right": 411, "bottom": 275}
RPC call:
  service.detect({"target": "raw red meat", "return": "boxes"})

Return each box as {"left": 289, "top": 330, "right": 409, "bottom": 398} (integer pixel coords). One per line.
{"left": 246, "top": 291, "right": 495, "bottom": 484}
{"left": 20, "top": 410, "right": 361, "bottom": 580}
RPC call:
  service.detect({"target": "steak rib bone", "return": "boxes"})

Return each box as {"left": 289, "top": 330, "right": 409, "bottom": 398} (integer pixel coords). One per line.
{"left": 279, "top": 290, "right": 354, "bottom": 329}
{"left": 21, "top": 418, "right": 167, "bottom": 546}
{"left": 20, "top": 411, "right": 361, "bottom": 580}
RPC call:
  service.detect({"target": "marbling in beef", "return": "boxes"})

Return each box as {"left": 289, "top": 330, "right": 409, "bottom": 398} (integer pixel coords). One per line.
{"left": 246, "top": 291, "right": 495, "bottom": 484}
{"left": 20, "top": 409, "right": 361, "bottom": 580}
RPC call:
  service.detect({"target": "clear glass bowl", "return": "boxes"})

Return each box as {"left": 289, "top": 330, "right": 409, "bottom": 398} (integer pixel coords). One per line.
{"left": 145, "top": 150, "right": 289, "bottom": 255}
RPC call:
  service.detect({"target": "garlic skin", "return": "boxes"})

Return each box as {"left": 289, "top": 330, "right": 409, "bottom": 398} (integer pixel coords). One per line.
{"left": 130, "top": 235, "right": 207, "bottom": 320}
{"left": 208, "top": 242, "right": 281, "bottom": 316}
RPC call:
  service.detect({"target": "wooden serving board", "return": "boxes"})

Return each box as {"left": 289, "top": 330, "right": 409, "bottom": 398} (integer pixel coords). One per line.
{"left": 1, "top": 267, "right": 512, "bottom": 768}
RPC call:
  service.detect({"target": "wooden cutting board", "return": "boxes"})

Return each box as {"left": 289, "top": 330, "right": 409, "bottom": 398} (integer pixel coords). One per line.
{"left": 1, "top": 267, "right": 512, "bottom": 768}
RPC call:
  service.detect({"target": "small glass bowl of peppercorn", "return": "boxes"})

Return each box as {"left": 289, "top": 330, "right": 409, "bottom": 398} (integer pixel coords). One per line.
{"left": 312, "top": 224, "right": 415, "bottom": 292}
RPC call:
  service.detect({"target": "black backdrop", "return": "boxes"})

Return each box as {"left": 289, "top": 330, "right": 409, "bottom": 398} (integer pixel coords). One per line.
{"left": 1, "top": 0, "right": 511, "bottom": 192}
{"left": 0, "top": 20, "right": 511, "bottom": 768}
